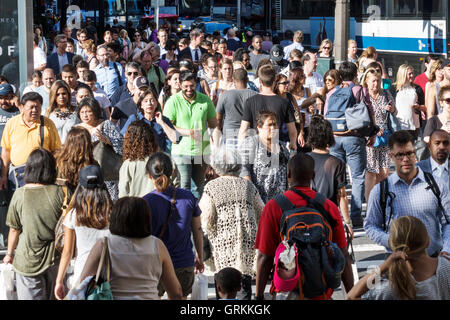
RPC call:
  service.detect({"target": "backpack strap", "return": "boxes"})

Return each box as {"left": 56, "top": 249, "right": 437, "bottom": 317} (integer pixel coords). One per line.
{"left": 40, "top": 116, "right": 45, "bottom": 147}
{"left": 113, "top": 62, "right": 123, "bottom": 87}
{"left": 274, "top": 193, "right": 296, "bottom": 235}
{"left": 154, "top": 65, "right": 164, "bottom": 93}
{"left": 289, "top": 188, "right": 336, "bottom": 228}
{"left": 423, "top": 171, "right": 449, "bottom": 225}
{"left": 379, "top": 178, "right": 396, "bottom": 232}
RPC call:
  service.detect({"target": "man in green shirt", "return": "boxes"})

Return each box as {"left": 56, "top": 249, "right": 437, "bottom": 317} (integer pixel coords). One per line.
{"left": 163, "top": 70, "right": 218, "bottom": 198}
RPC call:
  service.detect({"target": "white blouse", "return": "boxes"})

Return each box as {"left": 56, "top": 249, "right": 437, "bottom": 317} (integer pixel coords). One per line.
{"left": 395, "top": 86, "right": 420, "bottom": 130}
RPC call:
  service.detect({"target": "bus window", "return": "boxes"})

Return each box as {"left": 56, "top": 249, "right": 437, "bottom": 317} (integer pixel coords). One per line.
{"left": 393, "top": 0, "right": 416, "bottom": 16}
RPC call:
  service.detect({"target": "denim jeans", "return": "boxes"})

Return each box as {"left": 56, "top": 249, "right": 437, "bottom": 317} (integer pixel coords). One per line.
{"left": 330, "top": 136, "right": 367, "bottom": 218}
{"left": 173, "top": 155, "right": 207, "bottom": 199}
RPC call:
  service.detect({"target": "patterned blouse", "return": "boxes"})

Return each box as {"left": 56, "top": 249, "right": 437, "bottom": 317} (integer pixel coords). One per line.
{"left": 239, "top": 135, "right": 290, "bottom": 203}
{"left": 199, "top": 176, "right": 265, "bottom": 276}
{"left": 91, "top": 120, "right": 124, "bottom": 201}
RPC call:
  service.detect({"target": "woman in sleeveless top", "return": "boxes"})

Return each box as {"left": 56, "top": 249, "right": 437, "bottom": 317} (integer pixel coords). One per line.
{"left": 199, "top": 56, "right": 219, "bottom": 102}
{"left": 211, "top": 58, "right": 235, "bottom": 105}
{"left": 83, "top": 39, "right": 99, "bottom": 70}
{"left": 425, "top": 60, "right": 444, "bottom": 118}
{"left": 79, "top": 197, "right": 182, "bottom": 300}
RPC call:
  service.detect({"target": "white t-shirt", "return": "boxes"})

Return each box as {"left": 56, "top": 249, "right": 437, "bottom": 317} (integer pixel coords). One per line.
{"left": 63, "top": 209, "right": 110, "bottom": 288}
{"left": 93, "top": 88, "right": 112, "bottom": 110}
{"left": 395, "top": 86, "right": 419, "bottom": 130}
{"left": 304, "top": 72, "right": 324, "bottom": 94}
{"left": 34, "top": 47, "right": 47, "bottom": 70}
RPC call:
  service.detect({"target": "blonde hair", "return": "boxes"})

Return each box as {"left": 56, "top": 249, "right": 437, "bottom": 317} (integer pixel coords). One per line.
{"left": 348, "top": 39, "right": 357, "bottom": 47}
{"left": 361, "top": 67, "right": 382, "bottom": 93}
{"left": 394, "top": 64, "right": 414, "bottom": 91}
{"left": 319, "top": 39, "right": 333, "bottom": 53}
{"left": 428, "top": 59, "right": 443, "bottom": 83}
{"left": 294, "top": 30, "right": 304, "bottom": 43}
{"left": 388, "top": 216, "right": 430, "bottom": 300}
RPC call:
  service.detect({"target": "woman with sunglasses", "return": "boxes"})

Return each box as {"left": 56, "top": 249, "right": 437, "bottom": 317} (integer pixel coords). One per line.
{"left": 132, "top": 31, "right": 146, "bottom": 56}
{"left": 319, "top": 39, "right": 333, "bottom": 58}
{"left": 274, "top": 73, "right": 303, "bottom": 146}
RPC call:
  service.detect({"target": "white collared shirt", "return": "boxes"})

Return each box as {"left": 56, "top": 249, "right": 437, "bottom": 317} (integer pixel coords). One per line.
{"left": 430, "top": 157, "right": 449, "bottom": 188}
{"left": 58, "top": 52, "right": 69, "bottom": 69}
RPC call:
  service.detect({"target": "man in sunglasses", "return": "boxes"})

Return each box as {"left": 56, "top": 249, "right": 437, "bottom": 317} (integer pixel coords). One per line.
{"left": 110, "top": 62, "right": 143, "bottom": 106}
{"left": 365, "top": 130, "right": 450, "bottom": 258}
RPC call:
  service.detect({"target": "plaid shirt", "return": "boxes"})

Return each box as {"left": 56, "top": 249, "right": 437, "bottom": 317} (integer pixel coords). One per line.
{"left": 365, "top": 167, "right": 450, "bottom": 255}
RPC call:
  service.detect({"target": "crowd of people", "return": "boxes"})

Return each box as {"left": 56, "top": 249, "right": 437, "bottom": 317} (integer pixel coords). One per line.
{"left": 0, "top": 18, "right": 448, "bottom": 301}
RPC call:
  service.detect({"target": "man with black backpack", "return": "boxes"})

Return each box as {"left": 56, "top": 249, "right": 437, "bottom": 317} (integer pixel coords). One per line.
{"left": 365, "top": 130, "right": 450, "bottom": 258}
{"left": 254, "top": 153, "right": 354, "bottom": 300}
{"left": 324, "top": 62, "right": 378, "bottom": 228}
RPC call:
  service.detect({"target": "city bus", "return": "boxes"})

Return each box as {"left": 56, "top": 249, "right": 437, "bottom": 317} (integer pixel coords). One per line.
{"left": 280, "top": 0, "right": 449, "bottom": 76}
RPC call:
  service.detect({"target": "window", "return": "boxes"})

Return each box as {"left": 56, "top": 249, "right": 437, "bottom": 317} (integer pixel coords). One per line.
{"left": 351, "top": 0, "right": 388, "bottom": 20}
{"left": 393, "top": 0, "right": 417, "bottom": 16}
{"left": 282, "top": 0, "right": 335, "bottom": 19}
{"left": 418, "top": 0, "right": 445, "bottom": 18}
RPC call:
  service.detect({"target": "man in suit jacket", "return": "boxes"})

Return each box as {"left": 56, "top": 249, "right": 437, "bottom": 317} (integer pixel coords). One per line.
{"left": 177, "top": 28, "right": 207, "bottom": 65}
{"left": 417, "top": 129, "right": 449, "bottom": 188}
{"left": 47, "top": 34, "right": 74, "bottom": 77}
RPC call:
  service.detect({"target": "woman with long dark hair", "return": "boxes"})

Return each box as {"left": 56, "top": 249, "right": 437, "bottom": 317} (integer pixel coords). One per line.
{"left": 143, "top": 152, "right": 204, "bottom": 300}
{"left": 54, "top": 165, "right": 112, "bottom": 299}
{"left": 55, "top": 127, "right": 98, "bottom": 192}
{"left": 158, "top": 69, "right": 181, "bottom": 110}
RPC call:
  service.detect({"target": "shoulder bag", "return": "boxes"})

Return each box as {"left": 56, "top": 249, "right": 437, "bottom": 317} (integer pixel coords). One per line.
{"left": 85, "top": 237, "right": 114, "bottom": 300}
{"left": 92, "top": 122, "right": 123, "bottom": 181}
{"left": 54, "top": 183, "right": 72, "bottom": 255}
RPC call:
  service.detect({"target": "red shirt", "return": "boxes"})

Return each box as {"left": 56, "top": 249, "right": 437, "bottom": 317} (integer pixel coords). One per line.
{"left": 254, "top": 187, "right": 347, "bottom": 300}
{"left": 414, "top": 73, "right": 428, "bottom": 95}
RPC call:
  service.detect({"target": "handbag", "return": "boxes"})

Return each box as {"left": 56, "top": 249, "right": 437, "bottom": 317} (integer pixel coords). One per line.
{"left": 92, "top": 123, "right": 123, "bottom": 181}
{"left": 85, "top": 237, "right": 113, "bottom": 300}
{"left": 8, "top": 116, "right": 45, "bottom": 190}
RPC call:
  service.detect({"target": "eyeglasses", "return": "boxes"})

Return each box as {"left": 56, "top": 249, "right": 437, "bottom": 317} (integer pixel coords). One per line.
{"left": 441, "top": 98, "right": 450, "bottom": 104}
{"left": 127, "top": 72, "right": 139, "bottom": 76}
{"left": 279, "top": 81, "right": 289, "bottom": 85}
{"left": 392, "top": 151, "right": 416, "bottom": 160}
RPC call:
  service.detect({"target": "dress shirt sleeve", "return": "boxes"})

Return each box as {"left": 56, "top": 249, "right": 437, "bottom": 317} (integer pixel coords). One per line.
{"left": 438, "top": 180, "right": 450, "bottom": 253}
{"left": 364, "top": 183, "right": 390, "bottom": 250}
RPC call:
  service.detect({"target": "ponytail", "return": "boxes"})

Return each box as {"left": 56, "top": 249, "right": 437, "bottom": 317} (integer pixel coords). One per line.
{"left": 146, "top": 152, "right": 173, "bottom": 193}
{"left": 387, "top": 216, "right": 429, "bottom": 300}
{"left": 154, "top": 174, "right": 170, "bottom": 192}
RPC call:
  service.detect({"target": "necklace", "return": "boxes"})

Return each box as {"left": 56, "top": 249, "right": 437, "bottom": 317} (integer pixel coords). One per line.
{"left": 54, "top": 108, "right": 73, "bottom": 119}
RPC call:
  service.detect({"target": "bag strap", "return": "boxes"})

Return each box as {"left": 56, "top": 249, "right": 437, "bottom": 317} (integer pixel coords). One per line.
{"left": 95, "top": 237, "right": 110, "bottom": 283}
{"left": 112, "top": 62, "right": 123, "bottom": 87}
{"left": 154, "top": 65, "right": 164, "bottom": 92}
{"left": 423, "top": 171, "right": 449, "bottom": 225}
{"left": 40, "top": 116, "right": 45, "bottom": 147}
{"left": 380, "top": 178, "right": 396, "bottom": 232}
{"left": 61, "top": 185, "right": 70, "bottom": 218}
{"left": 158, "top": 187, "right": 177, "bottom": 239}
{"left": 289, "top": 188, "right": 336, "bottom": 228}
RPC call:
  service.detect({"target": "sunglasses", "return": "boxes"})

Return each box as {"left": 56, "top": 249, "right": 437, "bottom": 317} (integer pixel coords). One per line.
{"left": 279, "top": 81, "right": 289, "bottom": 85}
{"left": 323, "top": 47, "right": 331, "bottom": 50}
{"left": 127, "top": 72, "right": 139, "bottom": 76}
{"left": 441, "top": 98, "right": 450, "bottom": 104}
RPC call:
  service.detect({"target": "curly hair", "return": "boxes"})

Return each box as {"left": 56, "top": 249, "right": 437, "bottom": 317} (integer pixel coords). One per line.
{"left": 307, "top": 115, "right": 335, "bottom": 150}
{"left": 122, "top": 119, "right": 160, "bottom": 161}
{"left": 55, "top": 127, "right": 98, "bottom": 191}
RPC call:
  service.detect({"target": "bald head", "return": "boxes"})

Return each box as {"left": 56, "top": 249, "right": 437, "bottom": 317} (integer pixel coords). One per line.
{"left": 42, "top": 68, "right": 56, "bottom": 89}
{"left": 288, "top": 153, "right": 315, "bottom": 186}
{"left": 429, "top": 129, "right": 450, "bottom": 164}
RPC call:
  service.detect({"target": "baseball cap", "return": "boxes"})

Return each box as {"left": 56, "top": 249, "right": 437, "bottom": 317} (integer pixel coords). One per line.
{"left": 0, "top": 84, "right": 14, "bottom": 96}
{"left": 79, "top": 165, "right": 105, "bottom": 189}
{"left": 442, "top": 59, "right": 450, "bottom": 68}
{"left": 270, "top": 45, "right": 284, "bottom": 62}
{"left": 133, "top": 76, "right": 150, "bottom": 90}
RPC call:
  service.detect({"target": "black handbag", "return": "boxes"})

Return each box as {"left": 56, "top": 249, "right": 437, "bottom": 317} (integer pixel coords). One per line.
{"left": 93, "top": 141, "right": 123, "bottom": 182}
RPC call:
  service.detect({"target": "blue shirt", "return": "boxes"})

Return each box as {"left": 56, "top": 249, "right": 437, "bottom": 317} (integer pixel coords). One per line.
{"left": 365, "top": 167, "right": 450, "bottom": 255}
{"left": 94, "top": 62, "right": 125, "bottom": 99}
{"left": 120, "top": 112, "right": 174, "bottom": 153}
{"left": 143, "top": 186, "right": 201, "bottom": 269}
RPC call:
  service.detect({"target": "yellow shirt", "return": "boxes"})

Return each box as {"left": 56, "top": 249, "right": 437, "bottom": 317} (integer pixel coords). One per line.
{"left": 1, "top": 114, "right": 61, "bottom": 166}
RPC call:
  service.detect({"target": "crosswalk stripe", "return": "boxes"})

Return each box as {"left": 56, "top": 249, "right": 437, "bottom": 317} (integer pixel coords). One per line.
{"left": 352, "top": 244, "right": 386, "bottom": 252}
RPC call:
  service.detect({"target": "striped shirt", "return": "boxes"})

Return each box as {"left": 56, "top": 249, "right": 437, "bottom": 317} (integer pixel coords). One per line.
{"left": 364, "top": 167, "right": 450, "bottom": 255}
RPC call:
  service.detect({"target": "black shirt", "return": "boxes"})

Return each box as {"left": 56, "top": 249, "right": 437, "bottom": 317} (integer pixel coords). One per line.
{"left": 308, "top": 152, "right": 347, "bottom": 205}
{"left": 242, "top": 94, "right": 295, "bottom": 141}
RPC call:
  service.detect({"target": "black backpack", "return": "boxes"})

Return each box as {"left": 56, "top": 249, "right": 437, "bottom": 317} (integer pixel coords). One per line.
{"left": 379, "top": 172, "right": 449, "bottom": 231}
{"left": 273, "top": 188, "right": 345, "bottom": 299}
